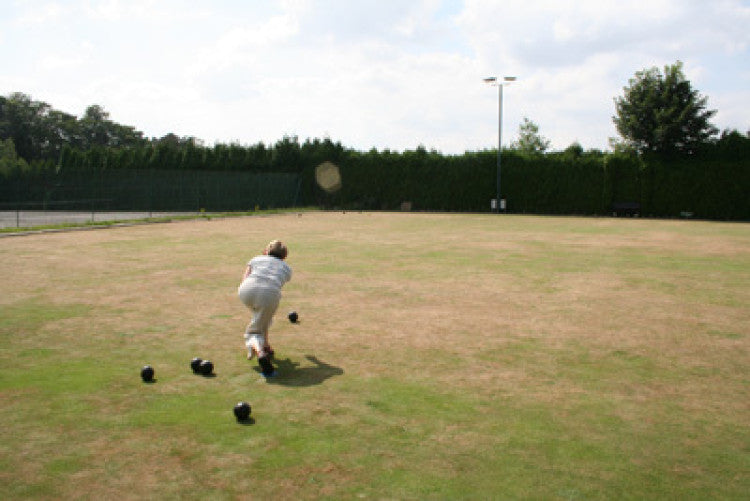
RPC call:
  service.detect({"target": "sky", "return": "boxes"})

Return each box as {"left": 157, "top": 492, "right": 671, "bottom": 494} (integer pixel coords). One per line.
{"left": 2, "top": 0, "right": 749, "bottom": 154}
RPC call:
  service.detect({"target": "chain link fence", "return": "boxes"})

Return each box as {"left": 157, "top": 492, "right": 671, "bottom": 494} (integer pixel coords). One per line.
{"left": 0, "top": 168, "right": 302, "bottom": 213}
{"left": 0, "top": 206, "right": 208, "bottom": 229}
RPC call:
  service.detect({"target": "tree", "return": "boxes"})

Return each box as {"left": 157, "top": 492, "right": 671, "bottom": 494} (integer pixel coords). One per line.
{"left": 75, "top": 104, "right": 145, "bottom": 149}
{"left": 562, "top": 141, "right": 584, "bottom": 158}
{"left": 0, "top": 137, "right": 29, "bottom": 176}
{"left": 0, "top": 92, "right": 50, "bottom": 161}
{"left": 712, "top": 128, "right": 750, "bottom": 160}
{"left": 0, "top": 96, "right": 8, "bottom": 139}
{"left": 613, "top": 61, "right": 718, "bottom": 155}
{"left": 1, "top": 94, "right": 146, "bottom": 162}
{"left": 510, "top": 117, "right": 550, "bottom": 154}
{"left": 79, "top": 105, "right": 113, "bottom": 148}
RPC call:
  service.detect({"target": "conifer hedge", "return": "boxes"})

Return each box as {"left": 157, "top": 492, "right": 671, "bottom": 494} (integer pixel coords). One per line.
{"left": 2, "top": 137, "right": 748, "bottom": 220}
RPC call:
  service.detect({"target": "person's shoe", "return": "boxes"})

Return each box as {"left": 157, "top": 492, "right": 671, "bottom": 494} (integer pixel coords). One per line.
{"left": 258, "top": 354, "right": 275, "bottom": 377}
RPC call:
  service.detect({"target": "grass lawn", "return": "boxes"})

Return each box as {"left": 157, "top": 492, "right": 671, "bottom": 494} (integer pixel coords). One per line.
{"left": 1, "top": 212, "right": 748, "bottom": 499}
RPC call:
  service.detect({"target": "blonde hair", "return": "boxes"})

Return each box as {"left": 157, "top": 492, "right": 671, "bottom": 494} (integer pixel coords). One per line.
{"left": 265, "top": 240, "right": 288, "bottom": 259}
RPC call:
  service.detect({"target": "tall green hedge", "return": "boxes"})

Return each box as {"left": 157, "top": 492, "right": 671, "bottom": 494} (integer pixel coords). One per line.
{"left": 305, "top": 151, "right": 617, "bottom": 215}
{"left": 643, "top": 158, "right": 750, "bottom": 219}
{"left": 2, "top": 137, "right": 748, "bottom": 220}
{"left": 302, "top": 150, "right": 747, "bottom": 220}
{"left": 0, "top": 168, "right": 299, "bottom": 211}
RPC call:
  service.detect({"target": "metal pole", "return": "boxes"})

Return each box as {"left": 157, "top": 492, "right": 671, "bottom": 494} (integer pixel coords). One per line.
{"left": 485, "top": 75, "right": 515, "bottom": 213}
{"left": 497, "top": 83, "right": 503, "bottom": 213}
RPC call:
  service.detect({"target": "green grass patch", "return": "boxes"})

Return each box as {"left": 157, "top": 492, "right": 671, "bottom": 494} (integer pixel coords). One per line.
{"left": 1, "top": 213, "right": 748, "bottom": 499}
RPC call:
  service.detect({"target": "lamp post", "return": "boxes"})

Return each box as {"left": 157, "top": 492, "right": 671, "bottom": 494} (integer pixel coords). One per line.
{"left": 484, "top": 76, "right": 516, "bottom": 213}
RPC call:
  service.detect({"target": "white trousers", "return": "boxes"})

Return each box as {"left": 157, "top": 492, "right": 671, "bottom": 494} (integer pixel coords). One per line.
{"left": 238, "top": 280, "right": 281, "bottom": 353}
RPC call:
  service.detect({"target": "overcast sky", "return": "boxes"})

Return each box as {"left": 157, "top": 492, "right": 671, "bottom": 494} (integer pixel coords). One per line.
{"left": 2, "top": 0, "right": 749, "bottom": 153}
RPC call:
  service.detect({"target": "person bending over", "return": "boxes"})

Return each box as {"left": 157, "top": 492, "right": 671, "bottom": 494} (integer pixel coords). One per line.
{"left": 238, "top": 240, "right": 292, "bottom": 377}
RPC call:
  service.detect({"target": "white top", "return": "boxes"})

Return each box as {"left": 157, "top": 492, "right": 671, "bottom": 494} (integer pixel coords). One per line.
{"left": 244, "top": 255, "right": 292, "bottom": 289}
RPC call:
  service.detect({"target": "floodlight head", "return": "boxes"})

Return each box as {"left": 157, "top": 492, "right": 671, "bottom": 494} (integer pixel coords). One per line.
{"left": 504, "top": 76, "right": 517, "bottom": 82}
{"left": 483, "top": 77, "right": 498, "bottom": 83}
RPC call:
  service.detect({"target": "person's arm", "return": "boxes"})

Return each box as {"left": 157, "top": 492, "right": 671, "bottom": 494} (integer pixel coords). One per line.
{"left": 242, "top": 264, "right": 252, "bottom": 281}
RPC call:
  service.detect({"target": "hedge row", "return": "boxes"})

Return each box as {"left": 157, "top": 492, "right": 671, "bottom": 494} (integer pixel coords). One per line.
{"left": 302, "top": 150, "right": 748, "bottom": 220}
{"left": 642, "top": 158, "right": 750, "bottom": 219}
{"left": 2, "top": 146, "right": 748, "bottom": 220}
{"left": 0, "top": 169, "right": 299, "bottom": 211}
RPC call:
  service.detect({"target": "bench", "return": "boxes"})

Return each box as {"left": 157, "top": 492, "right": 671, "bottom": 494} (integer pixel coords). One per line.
{"left": 612, "top": 202, "right": 640, "bottom": 217}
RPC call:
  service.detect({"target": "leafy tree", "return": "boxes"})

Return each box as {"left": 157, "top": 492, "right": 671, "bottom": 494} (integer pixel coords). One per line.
{"left": 607, "top": 136, "right": 636, "bottom": 155}
{"left": 79, "top": 105, "right": 112, "bottom": 147}
{"left": 1, "top": 94, "right": 146, "bottom": 162}
{"left": 563, "top": 141, "right": 584, "bottom": 158}
{"left": 149, "top": 138, "right": 180, "bottom": 170}
{"left": 613, "top": 61, "right": 718, "bottom": 155}
{"left": 510, "top": 117, "right": 550, "bottom": 154}
{"left": 44, "top": 108, "right": 80, "bottom": 154}
{"left": 708, "top": 128, "right": 750, "bottom": 160}
{"left": 0, "top": 92, "right": 50, "bottom": 161}
{"left": 0, "top": 137, "right": 29, "bottom": 175}
{"left": 0, "top": 96, "right": 6, "bottom": 136}
{"left": 79, "top": 105, "right": 144, "bottom": 148}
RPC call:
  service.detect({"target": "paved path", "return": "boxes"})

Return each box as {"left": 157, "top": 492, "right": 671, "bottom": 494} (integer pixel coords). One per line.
{"left": 0, "top": 210, "right": 203, "bottom": 229}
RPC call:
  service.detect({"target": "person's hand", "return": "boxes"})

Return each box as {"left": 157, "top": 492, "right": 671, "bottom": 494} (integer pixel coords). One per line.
{"left": 242, "top": 265, "right": 252, "bottom": 280}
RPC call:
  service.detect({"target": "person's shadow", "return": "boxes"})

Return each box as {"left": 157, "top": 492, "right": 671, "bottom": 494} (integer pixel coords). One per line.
{"left": 256, "top": 355, "right": 343, "bottom": 387}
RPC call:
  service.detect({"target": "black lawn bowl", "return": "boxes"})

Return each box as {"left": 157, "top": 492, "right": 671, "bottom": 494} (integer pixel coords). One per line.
{"left": 199, "top": 359, "right": 214, "bottom": 376}
{"left": 288, "top": 311, "right": 299, "bottom": 323}
{"left": 258, "top": 355, "right": 275, "bottom": 377}
{"left": 190, "top": 357, "right": 203, "bottom": 374}
{"left": 233, "top": 401, "right": 252, "bottom": 422}
{"left": 141, "top": 365, "right": 155, "bottom": 383}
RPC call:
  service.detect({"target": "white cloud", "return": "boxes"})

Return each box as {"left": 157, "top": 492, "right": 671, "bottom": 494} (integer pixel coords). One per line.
{"left": 456, "top": 0, "right": 750, "bottom": 149}
{"left": 713, "top": 89, "right": 750, "bottom": 133}
{"left": 80, "top": 0, "right": 210, "bottom": 23}
{"left": 38, "top": 41, "right": 94, "bottom": 71}
{"left": 12, "top": 1, "right": 65, "bottom": 26}
{"left": 1, "top": 0, "right": 748, "bottom": 152}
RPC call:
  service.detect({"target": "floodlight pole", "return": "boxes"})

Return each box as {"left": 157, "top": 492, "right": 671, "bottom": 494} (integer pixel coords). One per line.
{"left": 484, "top": 76, "right": 516, "bottom": 213}
{"left": 496, "top": 83, "right": 503, "bottom": 213}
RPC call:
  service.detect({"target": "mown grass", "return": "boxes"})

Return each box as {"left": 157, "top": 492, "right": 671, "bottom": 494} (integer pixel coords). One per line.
{"left": 0, "top": 212, "right": 748, "bottom": 499}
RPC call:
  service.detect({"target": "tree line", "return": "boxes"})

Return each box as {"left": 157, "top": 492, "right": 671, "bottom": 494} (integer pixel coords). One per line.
{"left": 1, "top": 61, "right": 749, "bottom": 219}
{"left": 2, "top": 60, "right": 748, "bottom": 171}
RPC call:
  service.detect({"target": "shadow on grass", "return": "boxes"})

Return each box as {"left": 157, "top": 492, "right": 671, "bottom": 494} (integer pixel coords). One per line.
{"left": 254, "top": 355, "right": 344, "bottom": 387}
{"left": 236, "top": 417, "right": 256, "bottom": 426}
